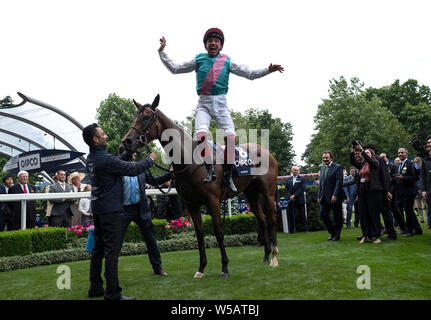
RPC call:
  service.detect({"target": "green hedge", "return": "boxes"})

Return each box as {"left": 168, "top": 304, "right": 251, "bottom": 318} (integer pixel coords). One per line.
{"left": 0, "top": 230, "right": 32, "bottom": 257}
{"left": 0, "top": 232, "right": 258, "bottom": 272}
{"left": 0, "top": 228, "right": 67, "bottom": 257}
{"left": 0, "top": 220, "right": 172, "bottom": 258}
{"left": 0, "top": 214, "right": 258, "bottom": 258}
{"left": 202, "top": 213, "right": 257, "bottom": 235}
{"left": 123, "top": 219, "right": 170, "bottom": 242}
{"left": 303, "top": 185, "right": 325, "bottom": 231}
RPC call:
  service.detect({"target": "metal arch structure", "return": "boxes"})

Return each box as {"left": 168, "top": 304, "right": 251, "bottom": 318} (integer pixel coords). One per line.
{"left": 0, "top": 140, "right": 26, "bottom": 154}
{"left": 0, "top": 92, "right": 89, "bottom": 177}
{"left": 0, "top": 128, "right": 47, "bottom": 150}
{"left": 16, "top": 92, "right": 84, "bottom": 130}
{"left": 0, "top": 111, "right": 79, "bottom": 155}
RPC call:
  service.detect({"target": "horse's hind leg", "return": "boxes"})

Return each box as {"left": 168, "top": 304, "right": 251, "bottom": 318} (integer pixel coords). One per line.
{"left": 245, "top": 188, "right": 271, "bottom": 263}
{"left": 188, "top": 205, "right": 207, "bottom": 278}
{"left": 262, "top": 192, "right": 279, "bottom": 267}
{"left": 206, "top": 197, "right": 229, "bottom": 278}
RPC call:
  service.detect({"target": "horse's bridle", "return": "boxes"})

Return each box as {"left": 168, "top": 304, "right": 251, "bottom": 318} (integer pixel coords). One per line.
{"left": 129, "top": 107, "right": 158, "bottom": 154}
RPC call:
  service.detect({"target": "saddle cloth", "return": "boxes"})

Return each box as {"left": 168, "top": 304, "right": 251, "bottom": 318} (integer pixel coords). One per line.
{"left": 207, "top": 141, "right": 253, "bottom": 176}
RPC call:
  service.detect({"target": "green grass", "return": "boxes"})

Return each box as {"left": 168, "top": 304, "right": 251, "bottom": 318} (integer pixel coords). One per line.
{"left": 0, "top": 227, "right": 430, "bottom": 300}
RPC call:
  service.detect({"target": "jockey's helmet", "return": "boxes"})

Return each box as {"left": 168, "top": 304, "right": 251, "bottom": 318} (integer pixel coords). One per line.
{"left": 203, "top": 28, "right": 224, "bottom": 47}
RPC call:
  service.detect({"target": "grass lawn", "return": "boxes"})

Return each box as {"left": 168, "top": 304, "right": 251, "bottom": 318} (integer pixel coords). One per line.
{"left": 0, "top": 227, "right": 430, "bottom": 300}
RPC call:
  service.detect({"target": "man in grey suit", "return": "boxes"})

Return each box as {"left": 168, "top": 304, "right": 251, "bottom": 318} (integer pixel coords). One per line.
{"left": 49, "top": 170, "right": 76, "bottom": 227}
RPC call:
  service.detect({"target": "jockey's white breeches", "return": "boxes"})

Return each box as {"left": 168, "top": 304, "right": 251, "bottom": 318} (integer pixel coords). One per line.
{"left": 195, "top": 95, "right": 236, "bottom": 136}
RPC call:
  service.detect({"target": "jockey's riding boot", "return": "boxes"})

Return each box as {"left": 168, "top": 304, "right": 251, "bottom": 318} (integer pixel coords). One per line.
{"left": 203, "top": 163, "right": 216, "bottom": 183}
{"left": 224, "top": 164, "right": 237, "bottom": 192}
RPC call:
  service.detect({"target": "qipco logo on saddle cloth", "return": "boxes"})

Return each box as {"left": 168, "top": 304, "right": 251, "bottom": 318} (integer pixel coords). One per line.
{"left": 235, "top": 146, "right": 253, "bottom": 176}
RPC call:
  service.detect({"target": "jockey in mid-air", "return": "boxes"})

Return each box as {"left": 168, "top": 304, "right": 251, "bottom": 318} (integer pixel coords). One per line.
{"left": 158, "top": 27, "right": 284, "bottom": 192}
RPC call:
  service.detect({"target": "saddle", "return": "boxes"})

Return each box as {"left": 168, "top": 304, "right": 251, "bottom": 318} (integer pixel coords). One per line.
{"left": 207, "top": 141, "right": 254, "bottom": 177}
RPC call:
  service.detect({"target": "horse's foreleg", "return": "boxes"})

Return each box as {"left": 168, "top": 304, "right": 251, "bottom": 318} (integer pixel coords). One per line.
{"left": 207, "top": 200, "right": 229, "bottom": 278}
{"left": 189, "top": 209, "right": 207, "bottom": 278}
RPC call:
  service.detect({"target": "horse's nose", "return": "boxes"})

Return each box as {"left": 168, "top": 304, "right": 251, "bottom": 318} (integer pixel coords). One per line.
{"left": 122, "top": 137, "right": 132, "bottom": 147}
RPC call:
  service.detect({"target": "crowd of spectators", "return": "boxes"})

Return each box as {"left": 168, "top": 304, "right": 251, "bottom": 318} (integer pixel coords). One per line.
{"left": 2, "top": 140, "right": 431, "bottom": 242}
{"left": 323, "top": 140, "right": 430, "bottom": 244}
{"left": 0, "top": 169, "right": 186, "bottom": 232}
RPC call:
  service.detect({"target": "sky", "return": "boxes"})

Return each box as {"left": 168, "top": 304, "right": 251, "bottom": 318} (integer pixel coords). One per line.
{"left": 1, "top": 0, "right": 431, "bottom": 165}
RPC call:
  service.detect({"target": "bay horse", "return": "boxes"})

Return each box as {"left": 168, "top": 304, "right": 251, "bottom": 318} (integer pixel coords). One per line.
{"left": 120, "top": 94, "right": 279, "bottom": 278}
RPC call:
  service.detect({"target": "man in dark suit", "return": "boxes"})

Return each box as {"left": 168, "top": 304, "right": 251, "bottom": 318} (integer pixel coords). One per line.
{"left": 120, "top": 153, "right": 172, "bottom": 276}
{"left": 396, "top": 147, "right": 422, "bottom": 237}
{"left": 380, "top": 152, "right": 407, "bottom": 233}
{"left": 363, "top": 144, "right": 397, "bottom": 240}
{"left": 285, "top": 166, "right": 307, "bottom": 233}
{"left": 0, "top": 184, "right": 8, "bottom": 231}
{"left": 420, "top": 136, "right": 431, "bottom": 236}
{"left": 7, "top": 171, "right": 37, "bottom": 230}
{"left": 2, "top": 176, "right": 14, "bottom": 231}
{"left": 49, "top": 170, "right": 76, "bottom": 227}
{"left": 317, "top": 150, "right": 346, "bottom": 241}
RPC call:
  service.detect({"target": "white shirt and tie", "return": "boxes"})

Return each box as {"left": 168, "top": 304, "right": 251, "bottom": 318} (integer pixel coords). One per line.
{"left": 20, "top": 184, "right": 29, "bottom": 193}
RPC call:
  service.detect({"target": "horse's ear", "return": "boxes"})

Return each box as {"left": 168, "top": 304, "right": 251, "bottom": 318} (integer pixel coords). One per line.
{"left": 151, "top": 94, "right": 160, "bottom": 110}
{"left": 133, "top": 99, "right": 141, "bottom": 110}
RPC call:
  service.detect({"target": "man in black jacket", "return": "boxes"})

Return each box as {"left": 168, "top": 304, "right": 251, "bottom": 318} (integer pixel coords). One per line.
{"left": 0, "top": 184, "right": 8, "bottom": 231}
{"left": 285, "top": 166, "right": 307, "bottom": 233}
{"left": 318, "top": 150, "right": 346, "bottom": 241}
{"left": 396, "top": 147, "right": 422, "bottom": 237}
{"left": 380, "top": 152, "right": 407, "bottom": 234}
{"left": 83, "top": 123, "right": 157, "bottom": 300}
{"left": 420, "top": 136, "right": 431, "bottom": 233}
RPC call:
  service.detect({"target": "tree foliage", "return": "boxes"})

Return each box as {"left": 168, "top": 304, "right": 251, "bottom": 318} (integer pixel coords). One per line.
{"left": 96, "top": 93, "right": 137, "bottom": 155}
{"left": 0, "top": 96, "right": 14, "bottom": 108}
{"left": 365, "top": 79, "right": 431, "bottom": 142}
{"left": 302, "top": 77, "right": 410, "bottom": 170}
{"left": 232, "top": 109, "right": 295, "bottom": 175}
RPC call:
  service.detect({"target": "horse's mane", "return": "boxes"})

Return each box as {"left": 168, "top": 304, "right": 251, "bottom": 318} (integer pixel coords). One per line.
{"left": 157, "top": 108, "right": 194, "bottom": 141}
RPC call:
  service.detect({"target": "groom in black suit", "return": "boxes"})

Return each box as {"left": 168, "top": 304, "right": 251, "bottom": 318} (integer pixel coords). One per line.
{"left": 317, "top": 150, "right": 346, "bottom": 241}
{"left": 285, "top": 166, "right": 307, "bottom": 233}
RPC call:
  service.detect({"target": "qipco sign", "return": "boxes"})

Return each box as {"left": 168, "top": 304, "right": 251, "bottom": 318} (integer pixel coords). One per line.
{"left": 19, "top": 154, "right": 41, "bottom": 171}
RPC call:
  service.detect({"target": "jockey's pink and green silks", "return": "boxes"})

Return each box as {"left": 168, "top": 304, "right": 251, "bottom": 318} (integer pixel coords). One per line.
{"left": 195, "top": 53, "right": 231, "bottom": 96}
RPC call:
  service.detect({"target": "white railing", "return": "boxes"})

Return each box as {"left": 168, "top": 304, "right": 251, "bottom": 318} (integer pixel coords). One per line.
{"left": 0, "top": 189, "right": 178, "bottom": 230}
{"left": 0, "top": 188, "right": 308, "bottom": 233}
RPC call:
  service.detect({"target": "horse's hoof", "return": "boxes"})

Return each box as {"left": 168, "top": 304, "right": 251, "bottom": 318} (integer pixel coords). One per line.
{"left": 270, "top": 260, "right": 279, "bottom": 267}
{"left": 194, "top": 272, "right": 205, "bottom": 278}
{"left": 261, "top": 258, "right": 269, "bottom": 263}
{"left": 220, "top": 272, "right": 230, "bottom": 279}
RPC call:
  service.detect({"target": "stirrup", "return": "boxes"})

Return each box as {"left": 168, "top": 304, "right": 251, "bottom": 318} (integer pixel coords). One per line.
{"left": 203, "top": 163, "right": 216, "bottom": 183}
